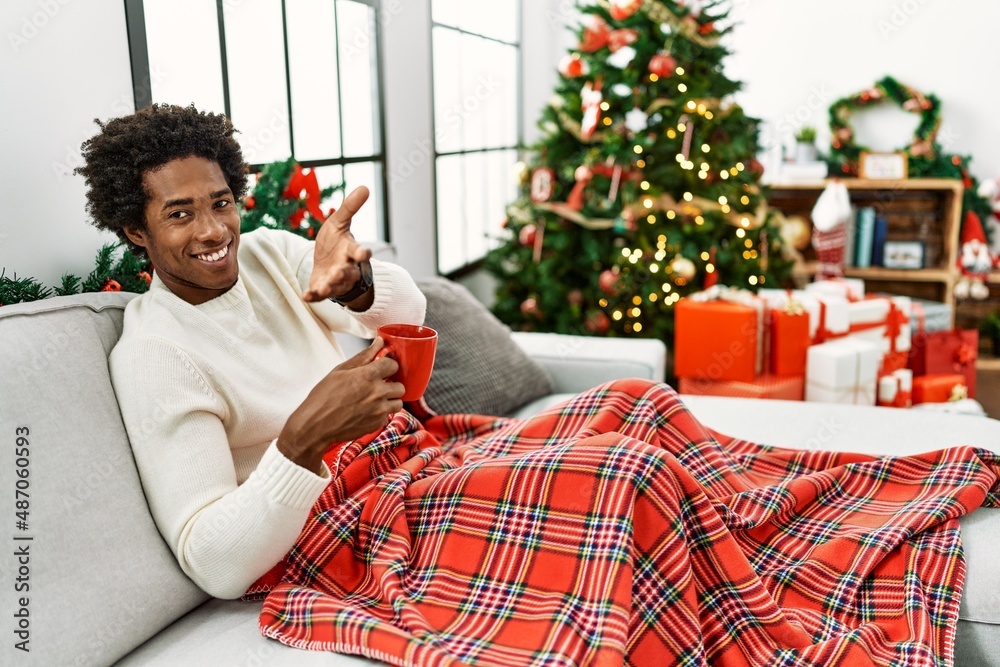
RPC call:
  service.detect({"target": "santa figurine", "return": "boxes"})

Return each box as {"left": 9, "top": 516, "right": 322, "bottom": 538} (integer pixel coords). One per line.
{"left": 955, "top": 211, "right": 997, "bottom": 300}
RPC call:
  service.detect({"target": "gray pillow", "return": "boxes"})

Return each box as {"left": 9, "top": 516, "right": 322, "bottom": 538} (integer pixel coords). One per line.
{"left": 417, "top": 277, "right": 555, "bottom": 416}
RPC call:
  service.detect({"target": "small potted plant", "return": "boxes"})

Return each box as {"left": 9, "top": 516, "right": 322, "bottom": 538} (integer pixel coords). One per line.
{"left": 794, "top": 126, "right": 818, "bottom": 163}
{"left": 981, "top": 309, "right": 1000, "bottom": 358}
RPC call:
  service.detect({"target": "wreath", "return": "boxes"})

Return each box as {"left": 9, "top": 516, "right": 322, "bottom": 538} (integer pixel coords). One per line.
{"left": 827, "top": 76, "right": 941, "bottom": 177}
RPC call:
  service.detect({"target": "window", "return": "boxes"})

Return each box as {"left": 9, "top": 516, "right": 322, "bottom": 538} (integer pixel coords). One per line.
{"left": 124, "top": 0, "right": 388, "bottom": 242}
{"left": 431, "top": 0, "right": 522, "bottom": 274}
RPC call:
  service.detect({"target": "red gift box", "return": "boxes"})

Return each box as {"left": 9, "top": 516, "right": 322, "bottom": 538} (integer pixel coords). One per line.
{"left": 678, "top": 374, "right": 804, "bottom": 400}
{"left": 908, "top": 329, "right": 978, "bottom": 398}
{"left": 675, "top": 297, "right": 760, "bottom": 383}
{"left": 770, "top": 308, "right": 810, "bottom": 377}
{"left": 912, "top": 374, "right": 967, "bottom": 404}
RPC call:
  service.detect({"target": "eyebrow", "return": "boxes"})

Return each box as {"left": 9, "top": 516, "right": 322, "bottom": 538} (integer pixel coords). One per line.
{"left": 161, "top": 189, "right": 233, "bottom": 211}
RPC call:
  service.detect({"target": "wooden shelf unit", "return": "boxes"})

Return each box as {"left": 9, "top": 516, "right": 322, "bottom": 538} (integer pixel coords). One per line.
{"left": 768, "top": 178, "right": 964, "bottom": 328}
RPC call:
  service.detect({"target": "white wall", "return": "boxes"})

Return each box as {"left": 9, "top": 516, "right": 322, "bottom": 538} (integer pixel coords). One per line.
{"left": 0, "top": 0, "right": 134, "bottom": 287}
{"left": 726, "top": 0, "right": 1000, "bottom": 183}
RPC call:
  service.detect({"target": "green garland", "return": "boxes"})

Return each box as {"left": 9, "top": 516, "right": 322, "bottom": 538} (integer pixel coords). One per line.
{"left": 1, "top": 158, "right": 343, "bottom": 306}
{"left": 827, "top": 76, "right": 941, "bottom": 177}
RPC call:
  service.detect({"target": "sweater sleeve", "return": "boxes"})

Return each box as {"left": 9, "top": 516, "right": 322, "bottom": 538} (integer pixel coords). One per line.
{"left": 110, "top": 337, "right": 330, "bottom": 599}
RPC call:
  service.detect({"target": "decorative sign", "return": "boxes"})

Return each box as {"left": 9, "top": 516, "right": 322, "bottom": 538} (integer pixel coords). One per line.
{"left": 859, "top": 152, "right": 909, "bottom": 180}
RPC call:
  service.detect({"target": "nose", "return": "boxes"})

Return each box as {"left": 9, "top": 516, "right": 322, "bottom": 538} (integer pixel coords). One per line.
{"left": 193, "top": 211, "right": 227, "bottom": 244}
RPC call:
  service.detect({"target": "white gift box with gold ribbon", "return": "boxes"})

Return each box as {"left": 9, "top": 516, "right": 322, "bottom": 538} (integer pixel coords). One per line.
{"left": 806, "top": 338, "right": 882, "bottom": 405}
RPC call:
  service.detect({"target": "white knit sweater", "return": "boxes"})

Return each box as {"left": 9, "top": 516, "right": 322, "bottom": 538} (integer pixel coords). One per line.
{"left": 110, "top": 228, "right": 426, "bottom": 599}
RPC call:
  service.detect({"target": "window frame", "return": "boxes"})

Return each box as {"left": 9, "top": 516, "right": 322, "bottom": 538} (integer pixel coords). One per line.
{"left": 429, "top": 0, "right": 524, "bottom": 277}
{"left": 123, "top": 0, "right": 392, "bottom": 242}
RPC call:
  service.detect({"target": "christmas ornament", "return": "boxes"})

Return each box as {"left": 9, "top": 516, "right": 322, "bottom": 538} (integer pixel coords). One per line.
{"left": 579, "top": 15, "right": 611, "bottom": 52}
{"left": 599, "top": 268, "right": 620, "bottom": 295}
{"left": 614, "top": 209, "right": 638, "bottom": 233}
{"left": 810, "top": 181, "right": 851, "bottom": 279}
{"left": 625, "top": 107, "right": 649, "bottom": 135}
{"left": 609, "top": 0, "right": 642, "bottom": 21}
{"left": 670, "top": 255, "right": 697, "bottom": 282}
{"left": 520, "top": 297, "right": 541, "bottom": 317}
{"left": 611, "top": 83, "right": 632, "bottom": 97}
{"left": 608, "top": 28, "right": 638, "bottom": 52}
{"left": 567, "top": 289, "right": 584, "bottom": 306}
{"left": 138, "top": 271, "right": 152, "bottom": 285}
{"left": 530, "top": 167, "right": 556, "bottom": 203}
{"left": 567, "top": 165, "right": 594, "bottom": 211}
{"left": 584, "top": 310, "right": 611, "bottom": 334}
{"left": 955, "top": 211, "right": 997, "bottom": 300}
{"left": 607, "top": 46, "right": 637, "bottom": 69}
{"left": 519, "top": 223, "right": 537, "bottom": 248}
{"left": 780, "top": 216, "right": 811, "bottom": 251}
{"left": 101, "top": 279, "right": 122, "bottom": 292}
{"left": 580, "top": 80, "right": 604, "bottom": 140}
{"left": 648, "top": 52, "right": 677, "bottom": 78}
{"left": 559, "top": 53, "right": 589, "bottom": 78}
{"left": 244, "top": 196, "right": 255, "bottom": 210}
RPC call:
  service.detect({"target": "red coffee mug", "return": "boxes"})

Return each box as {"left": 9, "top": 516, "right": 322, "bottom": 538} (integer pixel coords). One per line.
{"left": 374, "top": 324, "right": 438, "bottom": 401}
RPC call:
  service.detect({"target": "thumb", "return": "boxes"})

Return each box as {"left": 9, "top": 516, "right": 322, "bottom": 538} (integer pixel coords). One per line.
{"left": 336, "top": 337, "right": 385, "bottom": 370}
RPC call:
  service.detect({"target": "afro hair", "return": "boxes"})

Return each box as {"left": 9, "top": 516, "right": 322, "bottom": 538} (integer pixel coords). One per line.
{"left": 75, "top": 103, "right": 249, "bottom": 256}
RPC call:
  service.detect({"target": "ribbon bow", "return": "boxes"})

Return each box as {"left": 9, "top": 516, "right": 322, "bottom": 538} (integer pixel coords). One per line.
{"left": 282, "top": 164, "right": 330, "bottom": 228}
{"left": 950, "top": 384, "right": 969, "bottom": 402}
{"left": 953, "top": 343, "right": 975, "bottom": 369}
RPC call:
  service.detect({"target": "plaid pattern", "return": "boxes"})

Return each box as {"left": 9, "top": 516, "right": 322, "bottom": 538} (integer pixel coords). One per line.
{"left": 255, "top": 379, "right": 999, "bottom": 666}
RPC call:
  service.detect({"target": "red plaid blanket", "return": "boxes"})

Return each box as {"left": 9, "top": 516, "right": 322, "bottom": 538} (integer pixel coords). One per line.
{"left": 252, "top": 380, "right": 999, "bottom": 666}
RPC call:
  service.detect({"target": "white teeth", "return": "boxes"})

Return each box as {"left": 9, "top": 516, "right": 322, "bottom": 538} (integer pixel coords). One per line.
{"left": 197, "top": 245, "right": 229, "bottom": 262}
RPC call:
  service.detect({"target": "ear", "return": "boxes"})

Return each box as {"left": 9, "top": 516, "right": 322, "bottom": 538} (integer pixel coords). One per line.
{"left": 123, "top": 226, "right": 148, "bottom": 249}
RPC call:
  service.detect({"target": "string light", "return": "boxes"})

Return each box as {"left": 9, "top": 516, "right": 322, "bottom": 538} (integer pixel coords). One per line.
{"left": 741, "top": 195, "right": 750, "bottom": 205}
{"left": 666, "top": 211, "right": 676, "bottom": 219}
{"left": 701, "top": 162, "right": 710, "bottom": 171}
{"left": 621, "top": 248, "right": 630, "bottom": 257}
{"left": 630, "top": 307, "right": 641, "bottom": 317}
{"left": 700, "top": 251, "right": 710, "bottom": 260}
{"left": 675, "top": 154, "right": 685, "bottom": 163}
{"left": 643, "top": 198, "right": 654, "bottom": 208}
{"left": 736, "top": 162, "right": 745, "bottom": 171}
{"left": 613, "top": 311, "right": 623, "bottom": 321}
{"left": 697, "top": 104, "right": 707, "bottom": 114}
{"left": 718, "top": 196, "right": 728, "bottom": 205}
{"left": 667, "top": 129, "right": 677, "bottom": 139}
{"left": 705, "top": 111, "right": 714, "bottom": 119}
{"left": 632, "top": 296, "right": 642, "bottom": 306}
{"left": 599, "top": 298, "right": 608, "bottom": 307}
{"left": 649, "top": 293, "right": 658, "bottom": 302}
{"left": 741, "top": 217, "right": 750, "bottom": 228}
{"left": 706, "top": 263, "right": 715, "bottom": 273}
{"left": 695, "top": 216, "right": 705, "bottom": 225}
{"left": 702, "top": 144, "right": 711, "bottom": 153}
{"left": 760, "top": 276, "right": 767, "bottom": 285}
{"left": 649, "top": 73, "right": 659, "bottom": 82}
{"left": 720, "top": 171, "right": 729, "bottom": 180}
{"left": 650, "top": 263, "right": 659, "bottom": 273}
{"left": 661, "top": 283, "right": 672, "bottom": 292}
{"left": 634, "top": 323, "right": 643, "bottom": 332}
{"left": 677, "top": 123, "right": 687, "bottom": 132}
{"left": 676, "top": 66, "right": 686, "bottom": 75}
{"left": 745, "top": 239, "right": 753, "bottom": 248}
{"left": 749, "top": 276, "right": 759, "bottom": 286}
{"left": 634, "top": 145, "right": 643, "bottom": 154}
{"left": 603, "top": 117, "right": 613, "bottom": 126}
{"left": 721, "top": 205, "right": 731, "bottom": 213}
{"left": 636, "top": 159, "right": 646, "bottom": 168}
{"left": 683, "top": 192, "right": 693, "bottom": 201}
{"left": 698, "top": 171, "right": 708, "bottom": 180}
{"left": 678, "top": 83, "right": 688, "bottom": 93}
{"left": 730, "top": 167, "right": 739, "bottom": 176}
{"left": 641, "top": 180, "right": 650, "bottom": 190}
{"left": 686, "top": 101, "right": 696, "bottom": 110}
{"left": 743, "top": 251, "right": 751, "bottom": 259}
{"left": 655, "top": 251, "right": 666, "bottom": 261}
{"left": 736, "top": 228, "right": 746, "bottom": 238}
{"left": 647, "top": 214, "right": 656, "bottom": 223}
{"left": 600, "top": 102, "right": 610, "bottom": 111}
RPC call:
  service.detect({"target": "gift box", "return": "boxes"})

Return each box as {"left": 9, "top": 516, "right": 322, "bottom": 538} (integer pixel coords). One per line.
{"left": 912, "top": 374, "right": 967, "bottom": 404}
{"left": 758, "top": 289, "right": 850, "bottom": 342}
{"left": 904, "top": 298, "right": 952, "bottom": 334}
{"left": 678, "top": 374, "right": 804, "bottom": 401}
{"left": 675, "top": 288, "right": 762, "bottom": 383}
{"left": 770, "top": 306, "right": 810, "bottom": 377}
{"left": 805, "top": 277, "right": 865, "bottom": 302}
{"left": 846, "top": 295, "right": 911, "bottom": 354}
{"left": 908, "top": 329, "right": 978, "bottom": 398}
{"left": 877, "top": 369, "right": 913, "bottom": 408}
{"left": 806, "top": 338, "right": 882, "bottom": 405}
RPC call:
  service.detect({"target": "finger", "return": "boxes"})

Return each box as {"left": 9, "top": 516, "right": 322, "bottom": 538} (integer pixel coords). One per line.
{"left": 327, "top": 186, "right": 370, "bottom": 231}
{"left": 347, "top": 242, "right": 372, "bottom": 265}
{"left": 304, "top": 265, "right": 357, "bottom": 302}
{"left": 371, "top": 356, "right": 399, "bottom": 379}
{"left": 383, "top": 382, "right": 405, "bottom": 400}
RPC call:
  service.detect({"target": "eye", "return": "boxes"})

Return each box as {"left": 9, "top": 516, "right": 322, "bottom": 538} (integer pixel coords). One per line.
{"left": 215, "top": 199, "right": 231, "bottom": 209}
{"left": 168, "top": 210, "right": 188, "bottom": 219}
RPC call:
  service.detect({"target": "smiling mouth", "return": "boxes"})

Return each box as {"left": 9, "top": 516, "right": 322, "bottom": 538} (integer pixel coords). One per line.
{"left": 193, "top": 241, "right": 231, "bottom": 264}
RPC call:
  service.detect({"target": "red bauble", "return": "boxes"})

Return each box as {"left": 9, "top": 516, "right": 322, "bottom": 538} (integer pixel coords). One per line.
{"left": 608, "top": 28, "right": 638, "bottom": 53}
{"left": 530, "top": 167, "right": 556, "bottom": 203}
{"left": 579, "top": 15, "right": 611, "bottom": 52}
{"left": 698, "top": 21, "right": 715, "bottom": 35}
{"left": 648, "top": 52, "right": 677, "bottom": 78}
{"left": 567, "top": 289, "right": 584, "bottom": 307}
{"left": 102, "top": 279, "right": 122, "bottom": 293}
{"left": 559, "top": 53, "right": 588, "bottom": 78}
{"left": 747, "top": 158, "right": 765, "bottom": 177}
{"left": 520, "top": 297, "right": 541, "bottom": 317}
{"left": 609, "top": 0, "right": 642, "bottom": 21}
{"left": 599, "top": 268, "right": 620, "bottom": 295}
{"left": 138, "top": 271, "right": 152, "bottom": 285}
{"left": 519, "top": 223, "right": 538, "bottom": 248}
{"left": 244, "top": 196, "right": 256, "bottom": 210}
{"left": 585, "top": 310, "right": 611, "bottom": 334}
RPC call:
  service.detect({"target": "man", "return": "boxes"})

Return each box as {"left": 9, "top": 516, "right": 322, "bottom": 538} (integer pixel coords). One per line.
{"left": 77, "top": 103, "right": 425, "bottom": 598}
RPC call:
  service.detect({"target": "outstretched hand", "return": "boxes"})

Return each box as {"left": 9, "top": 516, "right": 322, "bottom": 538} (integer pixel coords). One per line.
{"left": 302, "top": 186, "right": 373, "bottom": 302}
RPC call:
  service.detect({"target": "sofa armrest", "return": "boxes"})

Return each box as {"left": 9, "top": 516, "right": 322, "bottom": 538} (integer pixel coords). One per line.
{"left": 510, "top": 332, "right": 667, "bottom": 394}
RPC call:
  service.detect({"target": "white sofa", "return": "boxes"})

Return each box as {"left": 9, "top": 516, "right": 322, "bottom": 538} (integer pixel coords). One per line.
{"left": 1, "top": 290, "right": 998, "bottom": 667}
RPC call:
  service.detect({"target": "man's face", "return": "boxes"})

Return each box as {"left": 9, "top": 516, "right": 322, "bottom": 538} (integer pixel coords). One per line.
{"left": 126, "top": 156, "right": 241, "bottom": 305}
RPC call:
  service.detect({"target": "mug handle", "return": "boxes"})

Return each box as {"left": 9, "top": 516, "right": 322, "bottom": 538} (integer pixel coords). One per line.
{"left": 374, "top": 344, "right": 394, "bottom": 361}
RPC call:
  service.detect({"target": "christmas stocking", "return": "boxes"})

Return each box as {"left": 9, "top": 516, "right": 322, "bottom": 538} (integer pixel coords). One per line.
{"left": 811, "top": 181, "right": 851, "bottom": 279}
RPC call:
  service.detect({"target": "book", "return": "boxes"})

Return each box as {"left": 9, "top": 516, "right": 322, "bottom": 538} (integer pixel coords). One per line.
{"left": 871, "top": 215, "right": 889, "bottom": 266}
{"left": 843, "top": 206, "right": 857, "bottom": 268}
{"left": 854, "top": 207, "right": 876, "bottom": 268}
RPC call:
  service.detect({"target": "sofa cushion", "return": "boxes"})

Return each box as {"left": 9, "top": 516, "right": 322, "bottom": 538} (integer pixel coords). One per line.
{"left": 0, "top": 293, "right": 209, "bottom": 667}
{"left": 418, "top": 277, "right": 554, "bottom": 416}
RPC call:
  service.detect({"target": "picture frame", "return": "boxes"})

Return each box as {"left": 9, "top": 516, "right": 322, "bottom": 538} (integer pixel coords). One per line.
{"left": 859, "top": 151, "right": 909, "bottom": 180}
{"left": 882, "top": 240, "right": 925, "bottom": 269}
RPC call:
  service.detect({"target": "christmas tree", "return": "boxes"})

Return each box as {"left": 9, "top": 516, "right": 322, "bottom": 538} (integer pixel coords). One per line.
{"left": 485, "top": 0, "right": 792, "bottom": 340}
